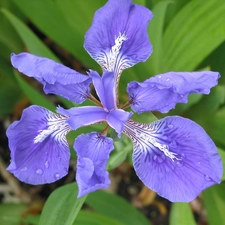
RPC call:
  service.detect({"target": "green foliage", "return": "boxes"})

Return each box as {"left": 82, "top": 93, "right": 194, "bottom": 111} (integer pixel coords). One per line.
{"left": 14, "top": 71, "right": 56, "bottom": 111}
{"left": 86, "top": 190, "right": 151, "bottom": 225}
{"left": 38, "top": 183, "right": 86, "bottom": 225}
{"left": 163, "top": 0, "right": 225, "bottom": 72}
{"left": 0, "top": 203, "right": 27, "bottom": 225}
{"left": 1, "top": 0, "right": 225, "bottom": 225}
{"left": 169, "top": 203, "right": 196, "bottom": 225}
{"left": 203, "top": 182, "right": 225, "bottom": 225}
{"left": 75, "top": 210, "right": 126, "bottom": 225}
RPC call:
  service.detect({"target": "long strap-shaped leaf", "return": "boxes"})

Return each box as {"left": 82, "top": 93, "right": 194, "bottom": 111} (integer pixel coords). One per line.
{"left": 163, "top": 0, "right": 225, "bottom": 71}
{"left": 38, "top": 183, "right": 86, "bottom": 225}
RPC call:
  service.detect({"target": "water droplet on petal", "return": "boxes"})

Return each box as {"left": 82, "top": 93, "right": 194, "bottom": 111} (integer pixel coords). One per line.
{"left": 170, "top": 140, "right": 178, "bottom": 148}
{"left": 197, "top": 161, "right": 201, "bottom": 165}
{"left": 45, "top": 161, "right": 49, "bottom": 169}
{"left": 158, "top": 75, "right": 161, "bottom": 78}
{"left": 166, "top": 78, "right": 170, "bottom": 81}
{"left": 55, "top": 173, "right": 60, "bottom": 180}
{"left": 36, "top": 168, "right": 43, "bottom": 175}
{"left": 167, "top": 124, "right": 174, "bottom": 129}
{"left": 204, "top": 175, "right": 212, "bottom": 181}
{"left": 176, "top": 161, "right": 184, "bottom": 167}
{"left": 180, "top": 153, "right": 186, "bottom": 159}
{"left": 153, "top": 154, "right": 166, "bottom": 163}
{"left": 58, "top": 156, "right": 61, "bottom": 161}
{"left": 21, "top": 167, "right": 27, "bottom": 172}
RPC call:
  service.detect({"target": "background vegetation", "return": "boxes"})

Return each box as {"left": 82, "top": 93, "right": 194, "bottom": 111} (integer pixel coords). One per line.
{"left": 0, "top": 0, "right": 225, "bottom": 224}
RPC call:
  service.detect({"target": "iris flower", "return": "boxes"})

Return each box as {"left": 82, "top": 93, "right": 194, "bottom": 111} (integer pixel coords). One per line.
{"left": 7, "top": 0, "right": 222, "bottom": 202}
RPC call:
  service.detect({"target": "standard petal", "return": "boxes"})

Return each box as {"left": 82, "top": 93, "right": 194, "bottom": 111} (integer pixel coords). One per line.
{"left": 6, "top": 105, "right": 71, "bottom": 185}
{"left": 124, "top": 118, "right": 222, "bottom": 202}
{"left": 84, "top": 0, "right": 153, "bottom": 76}
{"left": 57, "top": 106, "right": 108, "bottom": 130}
{"left": 11, "top": 52, "right": 91, "bottom": 103}
{"left": 127, "top": 71, "right": 220, "bottom": 113}
{"left": 74, "top": 132, "right": 114, "bottom": 197}
{"left": 89, "top": 70, "right": 116, "bottom": 110}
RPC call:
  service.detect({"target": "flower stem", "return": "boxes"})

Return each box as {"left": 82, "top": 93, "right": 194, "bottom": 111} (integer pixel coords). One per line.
{"left": 101, "top": 125, "right": 110, "bottom": 135}
{"left": 88, "top": 94, "right": 102, "bottom": 107}
{"left": 121, "top": 101, "right": 130, "bottom": 110}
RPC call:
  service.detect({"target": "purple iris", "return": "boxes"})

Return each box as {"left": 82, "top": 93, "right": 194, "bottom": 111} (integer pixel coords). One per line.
{"left": 6, "top": 0, "right": 222, "bottom": 202}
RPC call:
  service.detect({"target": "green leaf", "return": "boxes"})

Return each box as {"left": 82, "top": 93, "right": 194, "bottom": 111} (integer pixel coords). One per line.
{"left": 203, "top": 182, "right": 225, "bottom": 225}
{"left": 0, "top": 203, "right": 27, "bottom": 225}
{"left": 38, "top": 183, "right": 86, "bottom": 225}
{"left": 14, "top": 71, "right": 56, "bottom": 112}
{"left": 218, "top": 148, "right": 225, "bottom": 181}
{"left": 163, "top": 0, "right": 225, "bottom": 71}
{"left": 86, "top": 190, "right": 151, "bottom": 225}
{"left": 1, "top": 8, "right": 59, "bottom": 61}
{"left": 169, "top": 203, "right": 196, "bottom": 225}
{"left": 185, "top": 85, "right": 225, "bottom": 147}
{"left": 12, "top": 0, "right": 104, "bottom": 69}
{"left": 75, "top": 210, "right": 125, "bottom": 225}
{"left": 2, "top": 8, "right": 77, "bottom": 109}
{"left": 144, "top": 0, "right": 173, "bottom": 75}
{"left": 0, "top": 0, "right": 24, "bottom": 60}
{"left": 0, "top": 58, "right": 24, "bottom": 117}
{"left": 107, "top": 136, "right": 132, "bottom": 170}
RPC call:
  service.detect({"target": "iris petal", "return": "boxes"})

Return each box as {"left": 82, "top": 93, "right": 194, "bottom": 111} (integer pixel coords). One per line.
{"left": 107, "top": 109, "right": 132, "bottom": 137}
{"left": 74, "top": 132, "right": 114, "bottom": 197}
{"left": 57, "top": 106, "right": 107, "bottom": 130}
{"left": 84, "top": 0, "right": 153, "bottom": 76}
{"left": 89, "top": 70, "right": 116, "bottom": 110}
{"left": 124, "top": 117, "right": 222, "bottom": 202}
{"left": 127, "top": 71, "right": 220, "bottom": 113}
{"left": 6, "top": 105, "right": 71, "bottom": 185}
{"left": 11, "top": 53, "right": 91, "bottom": 104}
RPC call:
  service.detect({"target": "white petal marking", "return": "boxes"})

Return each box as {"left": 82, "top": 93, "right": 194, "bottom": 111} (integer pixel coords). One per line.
{"left": 34, "top": 113, "right": 70, "bottom": 144}
{"left": 124, "top": 120, "right": 181, "bottom": 162}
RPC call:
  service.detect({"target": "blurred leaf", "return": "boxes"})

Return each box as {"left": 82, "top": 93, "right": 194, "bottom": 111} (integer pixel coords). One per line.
{"left": 209, "top": 107, "right": 225, "bottom": 147}
{"left": 0, "top": 203, "right": 27, "bottom": 225}
{"left": 22, "top": 215, "right": 40, "bottom": 225}
{"left": 133, "top": 0, "right": 146, "bottom": 5}
{"left": 132, "top": 111, "right": 157, "bottom": 123}
{"left": 169, "top": 93, "right": 203, "bottom": 116}
{"left": 140, "top": 0, "right": 173, "bottom": 75}
{"left": 0, "top": 0, "right": 24, "bottom": 60}
{"left": 0, "top": 58, "right": 24, "bottom": 117}
{"left": 1, "top": 8, "right": 59, "bottom": 61}
{"left": 39, "top": 183, "right": 86, "bottom": 225}
{"left": 12, "top": 0, "right": 105, "bottom": 69}
{"left": 14, "top": 71, "right": 56, "bottom": 112}
{"left": 163, "top": 0, "right": 225, "bottom": 71}
{"left": 2, "top": 8, "right": 78, "bottom": 109}
{"left": 75, "top": 210, "right": 125, "bottom": 225}
{"left": 200, "top": 41, "right": 225, "bottom": 84}
{"left": 218, "top": 148, "right": 225, "bottom": 181}
{"left": 203, "top": 182, "right": 225, "bottom": 225}
{"left": 185, "top": 85, "right": 225, "bottom": 147}
{"left": 164, "top": 0, "right": 191, "bottom": 27}
{"left": 192, "top": 85, "right": 225, "bottom": 116}
{"left": 107, "top": 136, "right": 132, "bottom": 170}
{"left": 86, "top": 190, "right": 151, "bottom": 225}
{"left": 169, "top": 203, "right": 196, "bottom": 225}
